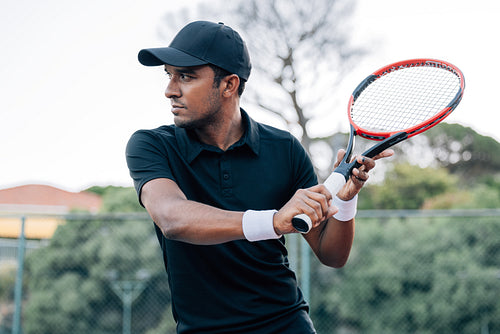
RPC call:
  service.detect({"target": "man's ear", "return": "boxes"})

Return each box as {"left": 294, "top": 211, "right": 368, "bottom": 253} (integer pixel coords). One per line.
{"left": 221, "top": 74, "right": 240, "bottom": 97}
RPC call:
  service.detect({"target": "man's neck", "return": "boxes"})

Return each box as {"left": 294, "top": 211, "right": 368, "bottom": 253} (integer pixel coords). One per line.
{"left": 194, "top": 108, "right": 244, "bottom": 151}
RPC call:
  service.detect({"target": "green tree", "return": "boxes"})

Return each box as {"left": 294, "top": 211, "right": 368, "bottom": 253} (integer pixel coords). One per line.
{"left": 23, "top": 199, "right": 173, "bottom": 333}
{"left": 0, "top": 263, "right": 17, "bottom": 333}
{"left": 310, "top": 216, "right": 500, "bottom": 333}
{"left": 0, "top": 263, "right": 16, "bottom": 303}
{"left": 353, "top": 123, "right": 500, "bottom": 210}
{"left": 360, "top": 163, "right": 458, "bottom": 210}
{"left": 423, "top": 182, "right": 500, "bottom": 210}
{"left": 392, "top": 123, "right": 500, "bottom": 183}
{"left": 426, "top": 123, "right": 500, "bottom": 179}
{"left": 86, "top": 185, "right": 144, "bottom": 213}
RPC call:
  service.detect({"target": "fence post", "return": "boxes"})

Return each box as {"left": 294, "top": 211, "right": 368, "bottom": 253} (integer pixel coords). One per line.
{"left": 12, "top": 216, "right": 26, "bottom": 334}
{"left": 288, "top": 233, "right": 298, "bottom": 275}
{"left": 300, "top": 237, "right": 310, "bottom": 303}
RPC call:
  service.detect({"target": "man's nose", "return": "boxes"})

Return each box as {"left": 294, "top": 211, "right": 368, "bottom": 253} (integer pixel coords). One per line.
{"left": 165, "top": 79, "right": 180, "bottom": 99}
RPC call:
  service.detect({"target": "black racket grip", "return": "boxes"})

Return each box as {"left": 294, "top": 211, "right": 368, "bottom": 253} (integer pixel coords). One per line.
{"left": 291, "top": 216, "right": 311, "bottom": 233}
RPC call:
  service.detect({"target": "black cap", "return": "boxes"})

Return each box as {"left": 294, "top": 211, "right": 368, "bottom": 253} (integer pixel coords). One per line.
{"left": 138, "top": 21, "right": 251, "bottom": 81}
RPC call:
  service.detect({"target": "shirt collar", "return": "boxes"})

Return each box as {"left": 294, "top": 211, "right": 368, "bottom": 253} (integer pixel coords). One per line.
{"left": 175, "top": 108, "right": 260, "bottom": 164}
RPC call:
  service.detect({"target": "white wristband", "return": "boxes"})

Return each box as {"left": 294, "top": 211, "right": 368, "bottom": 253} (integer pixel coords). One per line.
{"left": 333, "top": 195, "right": 358, "bottom": 221}
{"left": 242, "top": 209, "right": 281, "bottom": 242}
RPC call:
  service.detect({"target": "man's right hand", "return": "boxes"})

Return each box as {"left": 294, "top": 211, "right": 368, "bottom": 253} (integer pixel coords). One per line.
{"left": 273, "top": 184, "right": 338, "bottom": 235}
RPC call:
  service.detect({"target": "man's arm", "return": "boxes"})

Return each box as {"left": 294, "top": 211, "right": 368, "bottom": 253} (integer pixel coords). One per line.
{"left": 141, "top": 178, "right": 245, "bottom": 245}
{"left": 273, "top": 149, "right": 394, "bottom": 268}
{"left": 307, "top": 150, "right": 394, "bottom": 267}
{"left": 302, "top": 154, "right": 373, "bottom": 267}
{"left": 303, "top": 216, "right": 355, "bottom": 268}
{"left": 141, "top": 150, "right": 392, "bottom": 255}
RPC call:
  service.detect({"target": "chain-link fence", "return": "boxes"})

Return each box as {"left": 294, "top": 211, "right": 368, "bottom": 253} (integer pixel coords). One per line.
{"left": 1, "top": 210, "right": 500, "bottom": 334}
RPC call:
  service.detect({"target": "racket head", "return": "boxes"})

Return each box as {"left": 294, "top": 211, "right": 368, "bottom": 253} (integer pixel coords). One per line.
{"left": 348, "top": 59, "right": 465, "bottom": 141}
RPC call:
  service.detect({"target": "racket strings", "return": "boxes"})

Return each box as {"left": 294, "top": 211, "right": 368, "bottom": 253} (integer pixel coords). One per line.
{"left": 351, "top": 66, "right": 461, "bottom": 133}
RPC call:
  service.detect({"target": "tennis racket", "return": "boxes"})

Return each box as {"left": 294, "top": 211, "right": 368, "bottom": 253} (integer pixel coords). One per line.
{"left": 292, "top": 58, "right": 465, "bottom": 233}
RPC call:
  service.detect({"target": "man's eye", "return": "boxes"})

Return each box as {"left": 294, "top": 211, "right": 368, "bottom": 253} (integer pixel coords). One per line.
{"left": 165, "top": 72, "right": 172, "bottom": 79}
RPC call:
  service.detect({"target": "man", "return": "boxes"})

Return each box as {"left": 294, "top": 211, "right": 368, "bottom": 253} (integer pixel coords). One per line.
{"left": 126, "top": 21, "right": 393, "bottom": 334}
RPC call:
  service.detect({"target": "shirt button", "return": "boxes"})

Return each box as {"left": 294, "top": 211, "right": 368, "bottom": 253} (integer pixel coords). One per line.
{"left": 223, "top": 173, "right": 230, "bottom": 180}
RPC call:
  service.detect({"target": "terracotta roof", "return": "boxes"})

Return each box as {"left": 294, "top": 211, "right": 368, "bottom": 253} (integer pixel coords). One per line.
{"left": 0, "top": 184, "right": 102, "bottom": 214}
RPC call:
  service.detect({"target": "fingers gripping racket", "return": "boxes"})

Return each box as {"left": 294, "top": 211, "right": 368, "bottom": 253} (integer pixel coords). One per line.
{"left": 292, "top": 58, "right": 465, "bottom": 233}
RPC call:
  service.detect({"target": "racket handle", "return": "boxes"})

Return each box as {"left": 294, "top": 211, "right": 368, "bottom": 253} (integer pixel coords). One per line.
{"left": 292, "top": 172, "right": 347, "bottom": 233}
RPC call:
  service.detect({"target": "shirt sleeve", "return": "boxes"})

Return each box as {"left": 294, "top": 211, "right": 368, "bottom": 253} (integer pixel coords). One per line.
{"left": 290, "top": 135, "right": 318, "bottom": 191}
{"left": 125, "top": 129, "right": 175, "bottom": 206}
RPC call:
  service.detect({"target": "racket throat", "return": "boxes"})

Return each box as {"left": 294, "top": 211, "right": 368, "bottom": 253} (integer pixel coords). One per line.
{"left": 333, "top": 131, "right": 408, "bottom": 182}
{"left": 342, "top": 125, "right": 357, "bottom": 164}
{"left": 333, "top": 164, "right": 355, "bottom": 182}
{"left": 361, "top": 132, "right": 408, "bottom": 158}
{"left": 333, "top": 125, "right": 358, "bottom": 181}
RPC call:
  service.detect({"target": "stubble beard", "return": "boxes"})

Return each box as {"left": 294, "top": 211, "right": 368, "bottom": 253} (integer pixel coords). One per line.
{"left": 173, "top": 88, "right": 222, "bottom": 130}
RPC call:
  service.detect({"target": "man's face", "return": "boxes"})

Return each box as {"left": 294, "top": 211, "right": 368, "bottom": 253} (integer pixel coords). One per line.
{"left": 164, "top": 65, "right": 222, "bottom": 129}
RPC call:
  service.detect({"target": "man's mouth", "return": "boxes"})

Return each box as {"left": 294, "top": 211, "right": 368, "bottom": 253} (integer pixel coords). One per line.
{"left": 171, "top": 104, "right": 185, "bottom": 115}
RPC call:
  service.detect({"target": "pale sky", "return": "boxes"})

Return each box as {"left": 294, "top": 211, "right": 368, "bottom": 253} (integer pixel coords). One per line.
{"left": 1, "top": 0, "right": 498, "bottom": 192}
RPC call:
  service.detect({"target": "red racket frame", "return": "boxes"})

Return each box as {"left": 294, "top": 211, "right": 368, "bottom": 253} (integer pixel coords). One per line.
{"left": 347, "top": 58, "right": 465, "bottom": 141}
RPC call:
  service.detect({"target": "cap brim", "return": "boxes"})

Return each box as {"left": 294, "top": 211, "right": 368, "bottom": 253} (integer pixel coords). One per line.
{"left": 138, "top": 47, "right": 208, "bottom": 67}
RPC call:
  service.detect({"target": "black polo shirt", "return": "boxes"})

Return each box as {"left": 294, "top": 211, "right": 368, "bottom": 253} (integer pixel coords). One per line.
{"left": 126, "top": 109, "right": 318, "bottom": 333}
